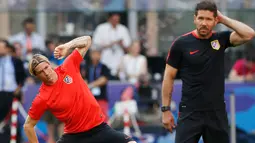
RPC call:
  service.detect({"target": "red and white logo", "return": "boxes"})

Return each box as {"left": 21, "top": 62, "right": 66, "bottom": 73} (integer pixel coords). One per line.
{"left": 63, "top": 75, "right": 73, "bottom": 84}
{"left": 211, "top": 40, "right": 220, "bottom": 50}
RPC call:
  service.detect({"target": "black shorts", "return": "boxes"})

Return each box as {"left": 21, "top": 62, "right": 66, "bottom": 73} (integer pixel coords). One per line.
{"left": 57, "top": 123, "right": 134, "bottom": 143}
{"left": 175, "top": 108, "right": 229, "bottom": 143}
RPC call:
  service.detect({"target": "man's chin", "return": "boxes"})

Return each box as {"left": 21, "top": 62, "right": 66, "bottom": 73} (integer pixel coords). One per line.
{"left": 198, "top": 32, "right": 210, "bottom": 38}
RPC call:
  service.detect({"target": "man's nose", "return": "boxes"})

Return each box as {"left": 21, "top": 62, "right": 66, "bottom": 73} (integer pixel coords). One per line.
{"left": 43, "top": 70, "right": 49, "bottom": 76}
{"left": 201, "top": 20, "right": 206, "bottom": 25}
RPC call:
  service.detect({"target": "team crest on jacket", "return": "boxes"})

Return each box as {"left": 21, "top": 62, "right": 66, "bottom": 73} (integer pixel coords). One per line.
{"left": 211, "top": 40, "right": 220, "bottom": 50}
{"left": 64, "top": 75, "right": 73, "bottom": 84}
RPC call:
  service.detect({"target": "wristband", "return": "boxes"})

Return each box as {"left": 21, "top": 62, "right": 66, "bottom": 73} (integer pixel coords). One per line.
{"left": 161, "top": 106, "right": 171, "bottom": 112}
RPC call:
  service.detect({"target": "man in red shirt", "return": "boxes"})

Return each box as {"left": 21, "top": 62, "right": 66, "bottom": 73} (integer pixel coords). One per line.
{"left": 229, "top": 47, "right": 255, "bottom": 81}
{"left": 23, "top": 36, "right": 136, "bottom": 143}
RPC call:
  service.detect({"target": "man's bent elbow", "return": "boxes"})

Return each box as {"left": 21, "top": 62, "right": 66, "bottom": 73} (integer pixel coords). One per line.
{"left": 86, "top": 36, "right": 92, "bottom": 43}
{"left": 85, "top": 36, "right": 92, "bottom": 48}
{"left": 245, "top": 30, "right": 255, "bottom": 41}
{"left": 23, "top": 123, "right": 33, "bottom": 131}
{"left": 23, "top": 123, "right": 29, "bottom": 130}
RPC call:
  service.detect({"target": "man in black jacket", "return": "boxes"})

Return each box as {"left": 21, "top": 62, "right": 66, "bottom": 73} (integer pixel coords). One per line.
{"left": 0, "top": 39, "right": 26, "bottom": 125}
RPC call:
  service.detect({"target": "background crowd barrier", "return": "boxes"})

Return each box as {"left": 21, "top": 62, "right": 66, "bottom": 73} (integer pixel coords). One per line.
{"left": 21, "top": 80, "right": 255, "bottom": 143}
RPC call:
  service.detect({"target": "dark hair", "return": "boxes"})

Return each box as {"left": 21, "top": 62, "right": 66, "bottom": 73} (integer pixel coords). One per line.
{"left": 0, "top": 39, "right": 10, "bottom": 48}
{"left": 108, "top": 12, "right": 120, "bottom": 19}
{"left": 195, "top": 1, "right": 218, "bottom": 17}
{"left": 0, "top": 39, "right": 14, "bottom": 53}
{"left": 244, "top": 44, "right": 255, "bottom": 62}
{"left": 7, "top": 44, "right": 16, "bottom": 53}
{"left": 45, "top": 40, "right": 53, "bottom": 47}
{"left": 22, "top": 17, "right": 34, "bottom": 26}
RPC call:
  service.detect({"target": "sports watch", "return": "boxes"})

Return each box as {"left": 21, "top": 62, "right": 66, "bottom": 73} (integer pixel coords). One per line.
{"left": 161, "top": 106, "right": 171, "bottom": 112}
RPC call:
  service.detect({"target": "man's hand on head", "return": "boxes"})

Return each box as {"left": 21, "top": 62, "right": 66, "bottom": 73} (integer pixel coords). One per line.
{"left": 217, "top": 10, "right": 226, "bottom": 24}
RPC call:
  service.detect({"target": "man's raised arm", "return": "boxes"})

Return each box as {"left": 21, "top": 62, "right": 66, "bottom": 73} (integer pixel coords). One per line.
{"left": 217, "top": 11, "right": 255, "bottom": 46}
{"left": 54, "top": 36, "right": 92, "bottom": 59}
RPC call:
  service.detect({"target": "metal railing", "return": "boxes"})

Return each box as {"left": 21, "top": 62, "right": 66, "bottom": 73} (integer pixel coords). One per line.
{"left": 230, "top": 92, "right": 236, "bottom": 143}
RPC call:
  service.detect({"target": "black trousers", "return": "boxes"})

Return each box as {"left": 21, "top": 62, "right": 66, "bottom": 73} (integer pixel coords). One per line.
{"left": 175, "top": 109, "right": 229, "bottom": 143}
{"left": 0, "top": 92, "right": 14, "bottom": 122}
{"left": 57, "top": 123, "right": 134, "bottom": 143}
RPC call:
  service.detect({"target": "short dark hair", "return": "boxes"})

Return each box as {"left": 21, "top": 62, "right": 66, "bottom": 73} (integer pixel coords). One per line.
{"left": 45, "top": 40, "right": 53, "bottom": 47}
{"left": 22, "top": 17, "right": 34, "bottom": 26}
{"left": 108, "top": 12, "right": 120, "bottom": 19}
{"left": 0, "top": 39, "right": 14, "bottom": 52}
{"left": 0, "top": 39, "right": 10, "bottom": 48}
{"left": 195, "top": 1, "right": 218, "bottom": 17}
{"left": 7, "top": 44, "right": 16, "bottom": 53}
{"left": 244, "top": 44, "right": 255, "bottom": 62}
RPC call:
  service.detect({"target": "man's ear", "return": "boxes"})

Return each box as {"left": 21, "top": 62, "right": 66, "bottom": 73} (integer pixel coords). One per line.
{"left": 194, "top": 15, "right": 196, "bottom": 25}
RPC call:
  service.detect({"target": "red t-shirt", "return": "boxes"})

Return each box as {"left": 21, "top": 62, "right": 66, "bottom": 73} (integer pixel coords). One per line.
{"left": 28, "top": 50, "right": 105, "bottom": 133}
{"left": 233, "top": 59, "right": 255, "bottom": 75}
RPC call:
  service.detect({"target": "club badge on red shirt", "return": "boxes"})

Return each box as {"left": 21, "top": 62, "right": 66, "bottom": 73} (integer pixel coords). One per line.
{"left": 64, "top": 75, "right": 73, "bottom": 84}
